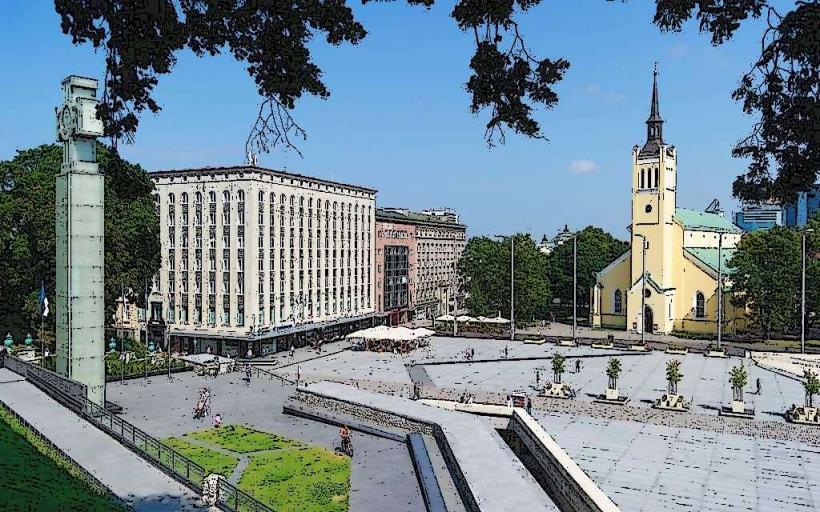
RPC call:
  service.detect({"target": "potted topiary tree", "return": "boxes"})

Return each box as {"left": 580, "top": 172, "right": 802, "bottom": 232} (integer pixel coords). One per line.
{"left": 729, "top": 363, "right": 748, "bottom": 414}
{"left": 606, "top": 358, "right": 622, "bottom": 400}
{"left": 654, "top": 359, "right": 687, "bottom": 411}
{"left": 542, "top": 353, "right": 572, "bottom": 399}
{"left": 552, "top": 353, "right": 566, "bottom": 385}
{"left": 804, "top": 369, "right": 819, "bottom": 409}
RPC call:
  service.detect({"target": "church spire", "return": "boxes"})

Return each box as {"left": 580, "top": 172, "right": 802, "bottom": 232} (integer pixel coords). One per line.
{"left": 640, "top": 63, "right": 665, "bottom": 157}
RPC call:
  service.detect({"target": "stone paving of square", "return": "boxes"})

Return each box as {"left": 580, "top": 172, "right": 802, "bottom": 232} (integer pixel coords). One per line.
{"left": 268, "top": 335, "right": 820, "bottom": 512}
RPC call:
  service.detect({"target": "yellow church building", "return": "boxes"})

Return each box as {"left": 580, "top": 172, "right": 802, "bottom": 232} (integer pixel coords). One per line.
{"left": 590, "top": 68, "right": 746, "bottom": 336}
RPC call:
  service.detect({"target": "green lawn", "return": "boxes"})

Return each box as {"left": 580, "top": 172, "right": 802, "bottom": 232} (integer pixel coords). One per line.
{"left": 0, "top": 407, "right": 129, "bottom": 512}
{"left": 166, "top": 425, "right": 351, "bottom": 512}
{"left": 164, "top": 436, "right": 240, "bottom": 477}
{"left": 186, "top": 424, "right": 301, "bottom": 453}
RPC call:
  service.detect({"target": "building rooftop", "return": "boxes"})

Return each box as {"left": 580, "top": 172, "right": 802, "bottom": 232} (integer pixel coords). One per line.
{"left": 684, "top": 247, "right": 738, "bottom": 275}
{"left": 674, "top": 208, "right": 742, "bottom": 233}
{"left": 149, "top": 165, "right": 377, "bottom": 194}
{"left": 376, "top": 207, "right": 466, "bottom": 229}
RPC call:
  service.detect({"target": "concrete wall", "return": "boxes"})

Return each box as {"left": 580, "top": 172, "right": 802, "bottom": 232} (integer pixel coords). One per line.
{"left": 506, "top": 410, "right": 620, "bottom": 512}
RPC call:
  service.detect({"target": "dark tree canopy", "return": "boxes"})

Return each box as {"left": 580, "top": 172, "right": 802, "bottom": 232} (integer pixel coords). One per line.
{"left": 0, "top": 144, "right": 161, "bottom": 341}
{"left": 652, "top": 0, "right": 819, "bottom": 204}
{"left": 54, "top": 0, "right": 567, "bottom": 152}
{"left": 458, "top": 234, "right": 550, "bottom": 321}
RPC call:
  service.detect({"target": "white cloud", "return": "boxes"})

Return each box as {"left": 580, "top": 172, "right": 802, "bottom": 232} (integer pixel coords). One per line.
{"left": 569, "top": 160, "right": 599, "bottom": 174}
{"left": 584, "top": 84, "right": 601, "bottom": 95}
{"left": 668, "top": 42, "right": 688, "bottom": 58}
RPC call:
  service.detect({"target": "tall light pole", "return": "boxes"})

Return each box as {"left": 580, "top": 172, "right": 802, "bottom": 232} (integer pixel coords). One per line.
{"left": 717, "top": 232, "right": 723, "bottom": 350}
{"left": 494, "top": 234, "right": 515, "bottom": 341}
{"left": 635, "top": 234, "right": 648, "bottom": 345}
{"left": 572, "top": 234, "right": 577, "bottom": 340}
{"left": 511, "top": 235, "right": 515, "bottom": 341}
{"left": 802, "top": 228, "right": 814, "bottom": 354}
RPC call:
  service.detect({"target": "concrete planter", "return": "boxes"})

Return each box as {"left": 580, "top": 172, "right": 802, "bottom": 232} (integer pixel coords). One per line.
{"left": 704, "top": 350, "right": 728, "bottom": 358}
{"left": 664, "top": 347, "right": 688, "bottom": 355}
{"left": 606, "top": 388, "right": 620, "bottom": 400}
{"left": 591, "top": 342, "right": 614, "bottom": 349}
{"left": 627, "top": 344, "right": 651, "bottom": 352}
{"left": 786, "top": 406, "right": 820, "bottom": 426}
{"left": 653, "top": 393, "right": 689, "bottom": 411}
{"left": 557, "top": 338, "right": 577, "bottom": 347}
{"left": 541, "top": 382, "right": 574, "bottom": 399}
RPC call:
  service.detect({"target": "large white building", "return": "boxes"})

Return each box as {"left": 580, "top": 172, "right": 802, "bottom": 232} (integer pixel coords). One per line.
{"left": 151, "top": 165, "right": 378, "bottom": 356}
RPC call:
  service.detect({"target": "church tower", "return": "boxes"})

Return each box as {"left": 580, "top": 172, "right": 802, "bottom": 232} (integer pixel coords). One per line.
{"left": 628, "top": 65, "right": 678, "bottom": 333}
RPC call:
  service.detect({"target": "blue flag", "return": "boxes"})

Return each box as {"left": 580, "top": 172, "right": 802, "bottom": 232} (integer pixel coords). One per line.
{"left": 39, "top": 282, "right": 49, "bottom": 318}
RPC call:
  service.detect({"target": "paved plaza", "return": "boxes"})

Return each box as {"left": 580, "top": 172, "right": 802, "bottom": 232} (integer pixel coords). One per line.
{"left": 106, "top": 371, "right": 424, "bottom": 512}
{"left": 265, "top": 336, "right": 820, "bottom": 512}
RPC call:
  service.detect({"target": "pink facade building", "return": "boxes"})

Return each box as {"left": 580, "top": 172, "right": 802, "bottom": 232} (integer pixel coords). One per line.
{"left": 375, "top": 216, "right": 417, "bottom": 325}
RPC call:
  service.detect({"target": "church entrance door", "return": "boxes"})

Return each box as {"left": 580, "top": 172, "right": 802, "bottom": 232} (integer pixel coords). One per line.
{"left": 644, "top": 306, "right": 654, "bottom": 334}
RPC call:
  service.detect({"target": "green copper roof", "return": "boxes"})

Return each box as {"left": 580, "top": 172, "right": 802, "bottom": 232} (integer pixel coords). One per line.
{"left": 684, "top": 247, "right": 738, "bottom": 275}
{"left": 674, "top": 208, "right": 741, "bottom": 233}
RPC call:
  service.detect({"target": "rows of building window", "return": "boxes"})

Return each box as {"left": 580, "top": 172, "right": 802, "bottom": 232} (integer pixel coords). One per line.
{"left": 164, "top": 188, "right": 373, "bottom": 329}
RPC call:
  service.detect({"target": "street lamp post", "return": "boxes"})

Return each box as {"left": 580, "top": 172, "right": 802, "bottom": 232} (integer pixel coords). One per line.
{"left": 635, "top": 234, "right": 648, "bottom": 345}
{"left": 717, "top": 232, "right": 723, "bottom": 350}
{"left": 572, "top": 235, "right": 577, "bottom": 341}
{"left": 802, "top": 228, "right": 814, "bottom": 354}
{"left": 511, "top": 235, "right": 515, "bottom": 342}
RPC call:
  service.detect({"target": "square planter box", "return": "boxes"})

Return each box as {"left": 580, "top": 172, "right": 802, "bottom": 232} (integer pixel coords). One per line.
{"left": 541, "top": 382, "right": 574, "bottom": 399}
{"left": 719, "top": 400, "right": 755, "bottom": 419}
{"left": 591, "top": 342, "right": 614, "bottom": 349}
{"left": 594, "top": 389, "right": 629, "bottom": 406}
{"left": 704, "top": 350, "right": 728, "bottom": 358}
{"left": 786, "top": 406, "right": 820, "bottom": 426}
{"left": 653, "top": 393, "right": 689, "bottom": 411}
{"left": 557, "top": 338, "right": 577, "bottom": 347}
{"left": 627, "top": 344, "right": 651, "bottom": 352}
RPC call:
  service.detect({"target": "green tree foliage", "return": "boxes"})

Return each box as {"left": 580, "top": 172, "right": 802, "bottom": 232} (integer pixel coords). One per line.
{"left": 606, "top": 357, "right": 622, "bottom": 389}
{"left": 458, "top": 234, "right": 550, "bottom": 322}
{"left": 55, "top": 0, "right": 567, "bottom": 151}
{"left": 552, "top": 353, "right": 566, "bottom": 384}
{"left": 652, "top": 1, "right": 819, "bottom": 204}
{"left": 665, "top": 359, "right": 682, "bottom": 394}
{"left": 728, "top": 220, "right": 820, "bottom": 338}
{"left": 546, "top": 226, "right": 629, "bottom": 314}
{"left": 0, "top": 144, "right": 160, "bottom": 340}
{"left": 729, "top": 364, "right": 748, "bottom": 401}
{"left": 804, "top": 369, "right": 820, "bottom": 408}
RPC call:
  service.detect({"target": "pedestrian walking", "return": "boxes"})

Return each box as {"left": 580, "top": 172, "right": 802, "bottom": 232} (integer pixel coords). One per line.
{"left": 504, "top": 346, "right": 508, "bottom": 359}
{"left": 296, "top": 365, "right": 302, "bottom": 385}
{"left": 213, "top": 413, "right": 223, "bottom": 428}
{"left": 471, "top": 348, "right": 475, "bottom": 359}
{"left": 526, "top": 397, "right": 532, "bottom": 415}
{"left": 290, "top": 345, "right": 295, "bottom": 359}
{"left": 756, "top": 378, "right": 762, "bottom": 395}
{"left": 575, "top": 359, "right": 582, "bottom": 374}
{"left": 536, "top": 370, "right": 540, "bottom": 385}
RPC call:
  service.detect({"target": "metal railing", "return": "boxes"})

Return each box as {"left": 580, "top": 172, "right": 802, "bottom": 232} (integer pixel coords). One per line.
{"left": 245, "top": 364, "right": 293, "bottom": 385}
{"left": 217, "top": 477, "right": 276, "bottom": 512}
{"left": 2, "top": 353, "right": 276, "bottom": 512}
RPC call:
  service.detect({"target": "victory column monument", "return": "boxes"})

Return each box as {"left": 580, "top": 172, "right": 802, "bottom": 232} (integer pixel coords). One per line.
{"left": 55, "top": 75, "right": 106, "bottom": 405}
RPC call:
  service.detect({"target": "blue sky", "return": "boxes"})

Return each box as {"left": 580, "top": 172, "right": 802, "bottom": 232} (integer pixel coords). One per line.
{"left": 0, "top": 1, "right": 792, "bottom": 239}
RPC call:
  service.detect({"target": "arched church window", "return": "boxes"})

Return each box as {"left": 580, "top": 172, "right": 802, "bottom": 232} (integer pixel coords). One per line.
{"left": 640, "top": 169, "right": 645, "bottom": 189}
{"left": 695, "top": 292, "right": 705, "bottom": 318}
{"left": 654, "top": 168, "right": 659, "bottom": 188}
{"left": 614, "top": 290, "right": 622, "bottom": 314}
